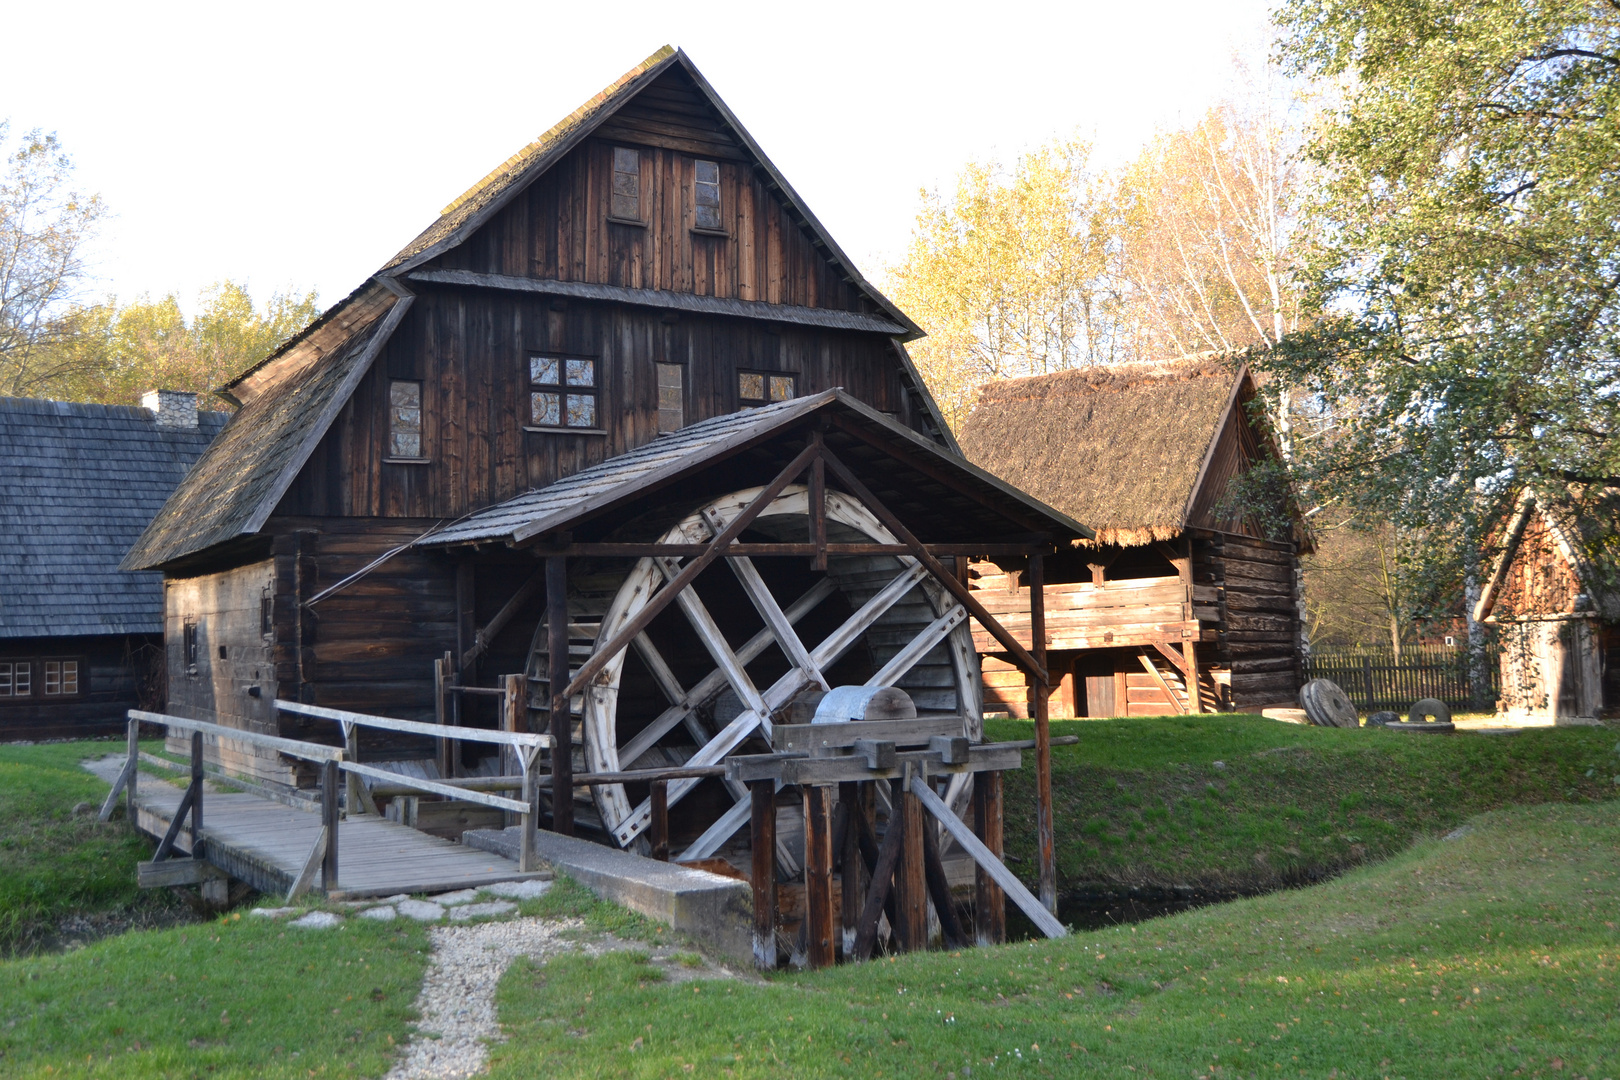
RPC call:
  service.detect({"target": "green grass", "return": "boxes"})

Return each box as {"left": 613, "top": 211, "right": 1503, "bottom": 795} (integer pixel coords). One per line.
{"left": 0, "top": 740, "right": 187, "bottom": 956}
{"left": 0, "top": 910, "right": 430, "bottom": 1078}
{"left": 486, "top": 799, "right": 1620, "bottom": 1078}
{"left": 989, "top": 715, "right": 1620, "bottom": 897}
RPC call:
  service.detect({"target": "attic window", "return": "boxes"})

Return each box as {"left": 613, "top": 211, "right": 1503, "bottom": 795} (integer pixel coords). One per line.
{"left": 738, "top": 371, "right": 796, "bottom": 410}
{"left": 530, "top": 355, "right": 599, "bottom": 429}
{"left": 656, "top": 363, "right": 684, "bottom": 433}
{"left": 388, "top": 380, "right": 425, "bottom": 460}
{"left": 693, "top": 159, "right": 722, "bottom": 232}
{"left": 611, "top": 147, "right": 642, "bottom": 223}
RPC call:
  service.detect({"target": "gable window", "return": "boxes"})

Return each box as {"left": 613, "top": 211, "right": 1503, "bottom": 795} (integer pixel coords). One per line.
{"left": 0, "top": 661, "right": 30, "bottom": 698}
{"left": 388, "top": 380, "right": 424, "bottom": 460}
{"left": 693, "top": 159, "right": 722, "bottom": 232}
{"left": 656, "top": 363, "right": 684, "bottom": 433}
{"left": 611, "top": 147, "right": 642, "bottom": 223}
{"left": 738, "top": 371, "right": 796, "bottom": 410}
{"left": 43, "top": 660, "right": 78, "bottom": 697}
{"left": 530, "top": 355, "right": 599, "bottom": 429}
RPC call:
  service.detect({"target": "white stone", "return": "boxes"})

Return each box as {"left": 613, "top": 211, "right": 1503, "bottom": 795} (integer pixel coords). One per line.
{"left": 359, "top": 905, "right": 398, "bottom": 921}
{"left": 398, "top": 899, "right": 446, "bottom": 922}
{"left": 289, "top": 911, "right": 343, "bottom": 929}
{"left": 448, "top": 901, "right": 516, "bottom": 921}
{"left": 250, "top": 907, "right": 298, "bottom": 919}
{"left": 431, "top": 889, "right": 483, "bottom": 906}
{"left": 481, "top": 879, "right": 552, "bottom": 900}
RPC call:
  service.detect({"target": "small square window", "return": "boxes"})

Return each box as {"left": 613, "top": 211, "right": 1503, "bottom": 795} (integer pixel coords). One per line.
{"left": 656, "top": 363, "right": 684, "bottom": 432}
{"left": 694, "top": 159, "right": 721, "bottom": 231}
{"left": 738, "top": 371, "right": 795, "bottom": 410}
{"left": 0, "top": 661, "right": 20, "bottom": 698}
{"left": 389, "top": 380, "right": 423, "bottom": 458}
{"left": 44, "top": 660, "right": 75, "bottom": 696}
{"left": 530, "top": 355, "right": 599, "bottom": 429}
{"left": 611, "top": 147, "right": 641, "bottom": 221}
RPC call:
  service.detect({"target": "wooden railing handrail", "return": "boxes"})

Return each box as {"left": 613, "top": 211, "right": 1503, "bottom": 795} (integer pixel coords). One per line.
{"left": 276, "top": 700, "right": 552, "bottom": 750}
{"left": 128, "top": 709, "right": 344, "bottom": 763}
{"left": 338, "top": 761, "right": 530, "bottom": 813}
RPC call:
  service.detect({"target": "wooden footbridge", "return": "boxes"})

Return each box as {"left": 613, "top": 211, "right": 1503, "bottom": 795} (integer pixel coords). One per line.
{"left": 100, "top": 704, "right": 556, "bottom": 901}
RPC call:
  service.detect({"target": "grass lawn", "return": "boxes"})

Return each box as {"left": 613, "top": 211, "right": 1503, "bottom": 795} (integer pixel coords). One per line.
{"left": 989, "top": 715, "right": 1620, "bottom": 901}
{"left": 0, "top": 911, "right": 431, "bottom": 1078}
{"left": 487, "top": 798, "right": 1620, "bottom": 1079}
{"left": 0, "top": 740, "right": 191, "bottom": 956}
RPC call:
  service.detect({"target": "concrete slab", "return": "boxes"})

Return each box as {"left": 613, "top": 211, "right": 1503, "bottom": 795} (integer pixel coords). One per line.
{"left": 464, "top": 827, "right": 753, "bottom": 963}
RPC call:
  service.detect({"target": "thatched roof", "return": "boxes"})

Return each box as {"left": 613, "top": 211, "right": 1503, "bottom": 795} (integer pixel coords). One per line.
{"left": 957, "top": 356, "right": 1251, "bottom": 547}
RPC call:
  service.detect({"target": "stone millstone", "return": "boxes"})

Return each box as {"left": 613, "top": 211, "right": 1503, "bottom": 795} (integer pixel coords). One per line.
{"left": 1299, "top": 678, "right": 1358, "bottom": 728}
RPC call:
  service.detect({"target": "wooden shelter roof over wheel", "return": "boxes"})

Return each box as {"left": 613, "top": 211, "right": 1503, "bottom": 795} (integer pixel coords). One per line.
{"left": 418, "top": 390, "right": 1088, "bottom": 859}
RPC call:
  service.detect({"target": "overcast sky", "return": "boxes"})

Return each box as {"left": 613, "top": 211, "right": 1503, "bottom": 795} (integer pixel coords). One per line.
{"left": 2, "top": 0, "right": 1275, "bottom": 314}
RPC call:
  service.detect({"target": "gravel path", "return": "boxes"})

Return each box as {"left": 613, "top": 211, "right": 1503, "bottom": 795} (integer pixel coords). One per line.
{"left": 383, "top": 916, "right": 589, "bottom": 1080}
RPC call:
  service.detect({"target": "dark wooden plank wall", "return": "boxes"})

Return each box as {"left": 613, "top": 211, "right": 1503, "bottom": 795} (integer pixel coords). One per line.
{"left": 0, "top": 633, "right": 156, "bottom": 741}
{"left": 435, "top": 69, "right": 867, "bottom": 314}
{"left": 1197, "top": 533, "right": 1303, "bottom": 708}
{"left": 1187, "top": 393, "right": 1268, "bottom": 538}
{"left": 278, "top": 292, "right": 901, "bottom": 520}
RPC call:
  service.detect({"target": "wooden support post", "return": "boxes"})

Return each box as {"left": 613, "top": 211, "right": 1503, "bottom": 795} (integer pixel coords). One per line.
{"left": 750, "top": 780, "right": 777, "bottom": 970}
{"left": 520, "top": 767, "right": 537, "bottom": 873}
{"left": 547, "top": 555, "right": 573, "bottom": 836}
{"left": 189, "top": 731, "right": 204, "bottom": 859}
{"left": 125, "top": 715, "right": 139, "bottom": 824}
{"left": 434, "top": 655, "right": 451, "bottom": 781}
{"left": 345, "top": 725, "right": 361, "bottom": 815}
{"left": 1028, "top": 553, "right": 1056, "bottom": 916}
{"left": 895, "top": 765, "right": 928, "bottom": 951}
{"left": 503, "top": 674, "right": 524, "bottom": 828}
{"left": 839, "top": 781, "right": 863, "bottom": 957}
{"left": 321, "top": 758, "right": 339, "bottom": 891}
{"left": 803, "top": 784, "right": 835, "bottom": 969}
{"left": 853, "top": 793, "right": 907, "bottom": 961}
{"left": 649, "top": 780, "right": 669, "bottom": 862}
{"left": 973, "top": 772, "right": 1006, "bottom": 946}
{"left": 920, "top": 803, "right": 967, "bottom": 948}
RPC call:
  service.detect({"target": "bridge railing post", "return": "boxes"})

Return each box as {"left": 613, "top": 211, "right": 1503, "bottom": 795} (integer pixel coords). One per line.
{"left": 321, "top": 759, "right": 339, "bottom": 891}
{"left": 190, "top": 731, "right": 204, "bottom": 859}
{"left": 125, "top": 715, "right": 139, "bottom": 826}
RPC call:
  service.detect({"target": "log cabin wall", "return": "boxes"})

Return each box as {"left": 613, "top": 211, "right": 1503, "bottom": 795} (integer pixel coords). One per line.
{"left": 278, "top": 294, "right": 903, "bottom": 520}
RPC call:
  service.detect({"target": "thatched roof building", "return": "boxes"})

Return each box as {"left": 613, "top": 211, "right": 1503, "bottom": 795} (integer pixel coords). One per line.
{"left": 959, "top": 355, "right": 1296, "bottom": 548}
{"left": 957, "top": 356, "right": 1308, "bottom": 718}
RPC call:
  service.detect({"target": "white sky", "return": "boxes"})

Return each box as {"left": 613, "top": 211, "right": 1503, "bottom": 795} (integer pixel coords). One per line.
{"left": 2, "top": 0, "right": 1275, "bottom": 315}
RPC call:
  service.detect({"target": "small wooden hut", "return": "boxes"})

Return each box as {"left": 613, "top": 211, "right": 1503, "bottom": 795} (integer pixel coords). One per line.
{"left": 1472, "top": 486, "right": 1619, "bottom": 722}
{"left": 957, "top": 356, "right": 1308, "bottom": 717}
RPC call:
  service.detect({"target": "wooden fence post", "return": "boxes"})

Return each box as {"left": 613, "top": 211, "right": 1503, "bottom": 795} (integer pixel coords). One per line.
{"left": 520, "top": 767, "right": 537, "bottom": 873}
{"left": 1362, "top": 655, "right": 1376, "bottom": 711}
{"left": 434, "top": 655, "right": 451, "bottom": 780}
{"left": 503, "top": 674, "right": 524, "bottom": 828}
{"left": 126, "top": 716, "right": 139, "bottom": 827}
{"left": 321, "top": 759, "right": 339, "bottom": 891}
{"left": 649, "top": 780, "right": 669, "bottom": 861}
{"left": 190, "top": 731, "right": 204, "bottom": 859}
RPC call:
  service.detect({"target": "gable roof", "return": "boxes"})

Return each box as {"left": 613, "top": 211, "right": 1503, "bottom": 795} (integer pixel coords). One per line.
{"left": 123, "top": 301, "right": 408, "bottom": 571}
{"left": 956, "top": 356, "right": 1265, "bottom": 547}
{"left": 1473, "top": 486, "right": 1620, "bottom": 622}
{"left": 420, "top": 389, "right": 1088, "bottom": 550}
{"left": 0, "top": 397, "right": 227, "bottom": 638}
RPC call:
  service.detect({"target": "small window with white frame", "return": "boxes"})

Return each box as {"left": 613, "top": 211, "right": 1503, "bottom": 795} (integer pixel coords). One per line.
{"left": 656, "top": 363, "right": 684, "bottom": 433}
{"left": 0, "top": 661, "right": 30, "bottom": 698}
{"left": 530, "top": 355, "right": 599, "bottom": 430}
{"left": 43, "top": 659, "right": 78, "bottom": 696}
{"left": 738, "top": 371, "right": 796, "bottom": 410}
{"left": 693, "top": 159, "right": 722, "bottom": 232}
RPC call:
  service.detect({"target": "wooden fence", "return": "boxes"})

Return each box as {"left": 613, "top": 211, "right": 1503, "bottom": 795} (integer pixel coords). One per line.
{"left": 1304, "top": 646, "right": 1498, "bottom": 712}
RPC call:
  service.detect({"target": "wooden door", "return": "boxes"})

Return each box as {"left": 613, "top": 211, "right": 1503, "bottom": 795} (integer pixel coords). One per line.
{"left": 1076, "top": 653, "right": 1117, "bottom": 718}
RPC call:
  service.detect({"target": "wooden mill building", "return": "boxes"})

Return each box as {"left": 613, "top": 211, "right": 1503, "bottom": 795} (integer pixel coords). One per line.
{"left": 0, "top": 392, "right": 226, "bottom": 740}
{"left": 957, "top": 357, "right": 1308, "bottom": 717}
{"left": 122, "top": 47, "right": 1088, "bottom": 866}
{"left": 1473, "top": 486, "right": 1619, "bottom": 722}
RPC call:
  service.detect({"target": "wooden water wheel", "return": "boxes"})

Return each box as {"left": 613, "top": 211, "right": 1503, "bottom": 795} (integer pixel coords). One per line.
{"left": 523, "top": 483, "right": 982, "bottom": 858}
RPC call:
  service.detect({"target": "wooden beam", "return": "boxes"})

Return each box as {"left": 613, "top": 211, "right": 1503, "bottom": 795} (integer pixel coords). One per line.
{"left": 1138, "top": 650, "right": 1191, "bottom": 715}
{"left": 461, "top": 569, "right": 544, "bottom": 671}
{"left": 895, "top": 772, "right": 928, "bottom": 952}
{"left": 1028, "top": 552, "right": 1056, "bottom": 916}
{"left": 649, "top": 781, "right": 669, "bottom": 862}
{"left": 557, "top": 439, "right": 821, "bottom": 705}
{"left": 547, "top": 555, "right": 572, "bottom": 836}
{"left": 750, "top": 780, "right": 777, "bottom": 970}
{"left": 920, "top": 807, "right": 968, "bottom": 948}
{"left": 803, "top": 784, "right": 835, "bottom": 968}
{"left": 819, "top": 447, "right": 1048, "bottom": 683}
{"left": 548, "top": 542, "right": 1050, "bottom": 557}
{"left": 1151, "top": 640, "right": 1192, "bottom": 677}
{"left": 809, "top": 438, "right": 828, "bottom": 571}
{"left": 852, "top": 798, "right": 908, "bottom": 960}
{"left": 973, "top": 773, "right": 1006, "bottom": 946}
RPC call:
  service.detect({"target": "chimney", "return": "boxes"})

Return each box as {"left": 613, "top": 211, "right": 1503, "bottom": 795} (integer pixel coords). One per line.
{"left": 141, "top": 389, "right": 199, "bottom": 430}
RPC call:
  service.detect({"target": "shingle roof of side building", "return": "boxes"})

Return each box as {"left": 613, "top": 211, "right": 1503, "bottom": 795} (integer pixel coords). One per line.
{"left": 0, "top": 397, "right": 227, "bottom": 638}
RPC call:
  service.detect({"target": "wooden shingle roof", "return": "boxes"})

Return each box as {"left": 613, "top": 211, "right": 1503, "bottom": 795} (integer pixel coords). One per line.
{"left": 0, "top": 397, "right": 226, "bottom": 638}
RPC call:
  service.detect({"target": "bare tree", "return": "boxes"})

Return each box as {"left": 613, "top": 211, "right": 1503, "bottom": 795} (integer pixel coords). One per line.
{"left": 0, "top": 123, "right": 105, "bottom": 397}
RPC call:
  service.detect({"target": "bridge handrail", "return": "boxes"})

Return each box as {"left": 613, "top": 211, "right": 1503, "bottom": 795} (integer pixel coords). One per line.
{"left": 128, "top": 709, "right": 344, "bottom": 762}
{"left": 275, "top": 700, "right": 552, "bottom": 750}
